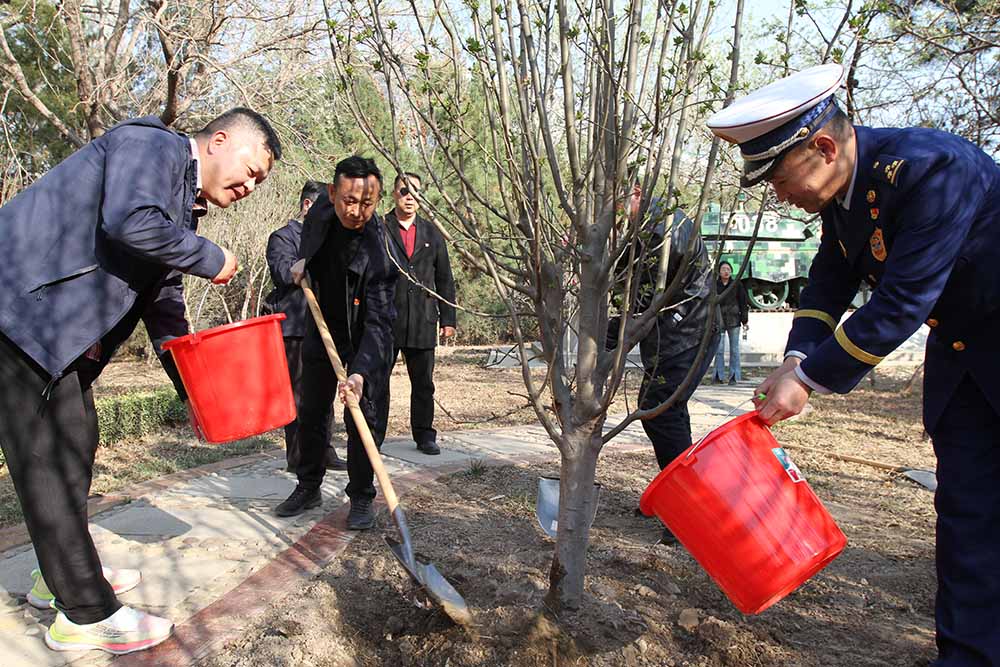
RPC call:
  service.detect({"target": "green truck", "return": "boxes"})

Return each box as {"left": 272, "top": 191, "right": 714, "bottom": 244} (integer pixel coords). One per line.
{"left": 700, "top": 201, "right": 822, "bottom": 310}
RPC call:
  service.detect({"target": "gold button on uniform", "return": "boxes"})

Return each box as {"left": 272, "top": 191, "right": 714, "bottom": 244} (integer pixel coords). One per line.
{"left": 927, "top": 318, "right": 939, "bottom": 328}
{"left": 952, "top": 341, "right": 966, "bottom": 352}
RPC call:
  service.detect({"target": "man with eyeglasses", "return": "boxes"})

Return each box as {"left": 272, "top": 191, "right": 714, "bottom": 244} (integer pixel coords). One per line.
{"left": 377, "top": 172, "right": 457, "bottom": 455}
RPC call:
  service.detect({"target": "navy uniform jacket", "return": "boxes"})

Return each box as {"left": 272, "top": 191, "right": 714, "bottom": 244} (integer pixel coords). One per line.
{"left": 264, "top": 219, "right": 307, "bottom": 337}
{"left": 298, "top": 193, "right": 397, "bottom": 400}
{"left": 0, "top": 116, "right": 224, "bottom": 388}
{"left": 383, "top": 211, "right": 457, "bottom": 350}
{"left": 786, "top": 125, "right": 1000, "bottom": 432}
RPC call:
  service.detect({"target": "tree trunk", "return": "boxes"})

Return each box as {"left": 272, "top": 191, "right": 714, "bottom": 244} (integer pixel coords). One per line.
{"left": 545, "top": 425, "right": 601, "bottom": 611}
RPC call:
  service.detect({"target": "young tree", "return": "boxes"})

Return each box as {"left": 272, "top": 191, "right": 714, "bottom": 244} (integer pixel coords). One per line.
{"left": 323, "top": 0, "right": 746, "bottom": 609}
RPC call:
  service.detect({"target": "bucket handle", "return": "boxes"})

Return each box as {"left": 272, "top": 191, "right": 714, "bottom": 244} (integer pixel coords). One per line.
{"left": 684, "top": 393, "right": 766, "bottom": 460}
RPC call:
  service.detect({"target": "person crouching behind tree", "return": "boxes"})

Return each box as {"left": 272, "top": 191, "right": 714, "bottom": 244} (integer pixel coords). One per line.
{"left": 274, "top": 156, "right": 398, "bottom": 533}
{"left": 608, "top": 183, "right": 720, "bottom": 545}
{"left": 264, "top": 180, "right": 347, "bottom": 473}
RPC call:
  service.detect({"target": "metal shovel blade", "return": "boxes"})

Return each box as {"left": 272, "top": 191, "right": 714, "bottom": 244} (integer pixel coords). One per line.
{"left": 385, "top": 536, "right": 473, "bottom": 626}
{"left": 536, "top": 476, "right": 601, "bottom": 539}
{"left": 901, "top": 468, "right": 937, "bottom": 491}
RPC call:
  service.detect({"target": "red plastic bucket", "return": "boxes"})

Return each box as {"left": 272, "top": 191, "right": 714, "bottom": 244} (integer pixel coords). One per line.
{"left": 639, "top": 411, "right": 846, "bottom": 614}
{"left": 162, "top": 314, "right": 295, "bottom": 444}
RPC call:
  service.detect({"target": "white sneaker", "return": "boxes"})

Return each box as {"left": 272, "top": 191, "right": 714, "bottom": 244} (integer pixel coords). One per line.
{"left": 45, "top": 605, "right": 174, "bottom": 654}
{"left": 28, "top": 567, "right": 142, "bottom": 610}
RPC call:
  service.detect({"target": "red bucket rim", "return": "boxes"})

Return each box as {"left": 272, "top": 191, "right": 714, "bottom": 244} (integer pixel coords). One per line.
{"left": 162, "top": 313, "right": 286, "bottom": 351}
{"left": 640, "top": 410, "right": 765, "bottom": 514}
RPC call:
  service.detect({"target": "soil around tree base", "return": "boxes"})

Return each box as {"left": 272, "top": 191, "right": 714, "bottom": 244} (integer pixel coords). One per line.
{"left": 204, "top": 373, "right": 937, "bottom": 667}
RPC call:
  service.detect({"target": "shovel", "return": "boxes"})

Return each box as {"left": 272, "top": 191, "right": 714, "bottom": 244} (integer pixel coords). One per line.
{"left": 750, "top": 393, "right": 936, "bottom": 491}
{"left": 302, "top": 276, "right": 473, "bottom": 625}
{"left": 780, "top": 444, "right": 937, "bottom": 491}
{"left": 535, "top": 476, "right": 602, "bottom": 539}
{"left": 749, "top": 393, "right": 936, "bottom": 491}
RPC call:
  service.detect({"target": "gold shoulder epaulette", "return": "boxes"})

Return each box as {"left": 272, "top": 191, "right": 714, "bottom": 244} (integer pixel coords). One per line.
{"left": 872, "top": 154, "right": 906, "bottom": 187}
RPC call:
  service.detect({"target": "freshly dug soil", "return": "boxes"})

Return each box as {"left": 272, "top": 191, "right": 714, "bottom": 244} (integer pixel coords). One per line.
{"left": 204, "top": 368, "right": 937, "bottom": 667}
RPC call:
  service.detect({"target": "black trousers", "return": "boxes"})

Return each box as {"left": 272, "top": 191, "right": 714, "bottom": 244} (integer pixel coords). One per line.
{"left": 929, "top": 375, "right": 1000, "bottom": 667}
{"left": 376, "top": 347, "right": 437, "bottom": 446}
{"left": 638, "top": 336, "right": 718, "bottom": 470}
{"left": 296, "top": 347, "right": 387, "bottom": 500}
{"left": 283, "top": 337, "right": 335, "bottom": 470}
{"left": 0, "top": 333, "right": 119, "bottom": 624}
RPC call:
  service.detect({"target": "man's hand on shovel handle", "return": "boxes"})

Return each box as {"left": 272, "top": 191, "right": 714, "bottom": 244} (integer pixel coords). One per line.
{"left": 339, "top": 373, "right": 364, "bottom": 406}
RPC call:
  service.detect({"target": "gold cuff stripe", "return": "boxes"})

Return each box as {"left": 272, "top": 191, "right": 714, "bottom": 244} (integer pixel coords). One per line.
{"left": 794, "top": 309, "right": 837, "bottom": 331}
{"left": 834, "top": 327, "right": 884, "bottom": 366}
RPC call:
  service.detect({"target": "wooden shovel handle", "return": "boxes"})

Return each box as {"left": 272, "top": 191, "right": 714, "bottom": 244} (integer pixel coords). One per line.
{"left": 301, "top": 276, "right": 401, "bottom": 514}
{"left": 782, "top": 443, "right": 908, "bottom": 473}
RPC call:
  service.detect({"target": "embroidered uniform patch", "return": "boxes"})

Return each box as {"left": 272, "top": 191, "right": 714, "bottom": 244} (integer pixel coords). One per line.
{"left": 870, "top": 228, "right": 887, "bottom": 261}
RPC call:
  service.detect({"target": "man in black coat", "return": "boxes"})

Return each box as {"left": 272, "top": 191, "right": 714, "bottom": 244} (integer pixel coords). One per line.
{"left": 264, "top": 180, "right": 346, "bottom": 472}
{"left": 376, "top": 173, "right": 457, "bottom": 455}
{"left": 0, "top": 108, "right": 281, "bottom": 654}
{"left": 274, "top": 156, "right": 398, "bottom": 532}
{"left": 610, "top": 185, "right": 719, "bottom": 543}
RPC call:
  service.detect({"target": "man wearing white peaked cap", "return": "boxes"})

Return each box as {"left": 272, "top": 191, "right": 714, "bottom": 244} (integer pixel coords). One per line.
{"left": 707, "top": 63, "right": 1000, "bottom": 666}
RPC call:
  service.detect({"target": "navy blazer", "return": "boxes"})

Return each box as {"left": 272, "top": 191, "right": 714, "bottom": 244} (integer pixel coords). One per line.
{"left": 785, "top": 125, "right": 1000, "bottom": 432}
{"left": 299, "top": 193, "right": 397, "bottom": 399}
{"left": 264, "top": 219, "right": 307, "bottom": 337}
{"left": 0, "top": 116, "right": 224, "bottom": 383}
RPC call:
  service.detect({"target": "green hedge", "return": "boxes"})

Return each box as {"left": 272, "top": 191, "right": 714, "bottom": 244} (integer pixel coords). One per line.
{"left": 96, "top": 388, "right": 188, "bottom": 445}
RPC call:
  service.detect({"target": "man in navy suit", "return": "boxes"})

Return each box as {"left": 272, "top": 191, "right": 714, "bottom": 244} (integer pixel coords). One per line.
{"left": 0, "top": 108, "right": 281, "bottom": 654}
{"left": 265, "top": 180, "right": 346, "bottom": 472}
{"left": 708, "top": 64, "right": 1000, "bottom": 667}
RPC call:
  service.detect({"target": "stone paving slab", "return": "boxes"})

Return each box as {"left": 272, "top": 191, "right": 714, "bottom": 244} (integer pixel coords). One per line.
{"left": 380, "top": 439, "right": 477, "bottom": 466}
{"left": 0, "top": 385, "right": 753, "bottom": 666}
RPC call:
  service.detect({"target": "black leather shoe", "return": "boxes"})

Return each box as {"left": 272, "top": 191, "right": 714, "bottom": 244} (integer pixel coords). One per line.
{"left": 275, "top": 486, "right": 321, "bottom": 517}
{"left": 416, "top": 440, "right": 441, "bottom": 455}
{"left": 347, "top": 497, "right": 376, "bottom": 530}
{"left": 324, "top": 447, "right": 347, "bottom": 471}
{"left": 728, "top": 376, "right": 737, "bottom": 385}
